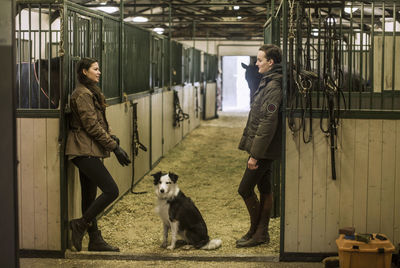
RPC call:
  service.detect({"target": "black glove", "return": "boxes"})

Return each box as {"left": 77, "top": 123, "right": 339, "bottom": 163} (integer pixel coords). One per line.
{"left": 113, "top": 145, "right": 131, "bottom": 166}
{"left": 110, "top": 135, "right": 120, "bottom": 146}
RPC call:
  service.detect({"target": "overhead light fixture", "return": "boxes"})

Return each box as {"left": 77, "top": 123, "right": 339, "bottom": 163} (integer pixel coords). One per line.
{"left": 132, "top": 16, "right": 148, "bottom": 22}
{"left": 311, "top": 28, "right": 319, "bottom": 36}
{"left": 153, "top": 27, "right": 164, "bottom": 34}
{"left": 237, "top": 16, "right": 242, "bottom": 20}
{"left": 95, "top": 6, "right": 119, "bottom": 14}
{"left": 344, "top": 7, "right": 358, "bottom": 14}
{"left": 233, "top": 5, "right": 240, "bottom": 10}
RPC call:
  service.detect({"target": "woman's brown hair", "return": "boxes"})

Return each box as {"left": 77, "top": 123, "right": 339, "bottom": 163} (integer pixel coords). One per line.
{"left": 76, "top": 57, "right": 107, "bottom": 110}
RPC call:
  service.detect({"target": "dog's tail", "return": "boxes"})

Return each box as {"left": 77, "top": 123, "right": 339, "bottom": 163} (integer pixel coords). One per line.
{"left": 201, "top": 238, "right": 222, "bottom": 250}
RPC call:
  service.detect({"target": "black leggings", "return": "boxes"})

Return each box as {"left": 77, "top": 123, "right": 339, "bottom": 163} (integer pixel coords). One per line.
{"left": 238, "top": 159, "right": 273, "bottom": 199}
{"left": 72, "top": 157, "right": 119, "bottom": 230}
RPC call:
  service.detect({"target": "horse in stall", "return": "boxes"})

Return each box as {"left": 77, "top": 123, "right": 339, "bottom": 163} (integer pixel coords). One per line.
{"left": 16, "top": 57, "right": 61, "bottom": 109}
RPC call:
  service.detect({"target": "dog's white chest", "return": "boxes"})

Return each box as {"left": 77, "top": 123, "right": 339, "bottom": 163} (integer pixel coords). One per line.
{"left": 156, "top": 200, "right": 171, "bottom": 225}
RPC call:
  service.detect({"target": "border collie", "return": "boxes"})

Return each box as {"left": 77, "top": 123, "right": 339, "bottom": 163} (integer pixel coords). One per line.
{"left": 152, "top": 171, "right": 222, "bottom": 250}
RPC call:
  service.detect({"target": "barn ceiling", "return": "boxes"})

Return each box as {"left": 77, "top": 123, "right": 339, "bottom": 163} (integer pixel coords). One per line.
{"left": 77, "top": 0, "right": 271, "bottom": 40}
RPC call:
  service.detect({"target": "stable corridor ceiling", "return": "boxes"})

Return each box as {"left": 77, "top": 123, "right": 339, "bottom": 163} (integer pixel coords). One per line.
{"left": 77, "top": 0, "right": 270, "bottom": 40}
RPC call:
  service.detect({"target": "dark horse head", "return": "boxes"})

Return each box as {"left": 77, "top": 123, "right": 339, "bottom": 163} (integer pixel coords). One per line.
{"left": 16, "top": 56, "right": 61, "bottom": 109}
{"left": 241, "top": 59, "right": 262, "bottom": 105}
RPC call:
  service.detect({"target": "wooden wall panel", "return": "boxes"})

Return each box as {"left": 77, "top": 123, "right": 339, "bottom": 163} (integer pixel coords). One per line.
{"left": 151, "top": 92, "right": 163, "bottom": 166}
{"left": 297, "top": 123, "right": 313, "bottom": 252}
{"left": 19, "top": 118, "right": 36, "bottom": 249}
{"left": 311, "top": 119, "right": 328, "bottom": 252}
{"left": 285, "top": 118, "right": 400, "bottom": 253}
{"left": 104, "top": 103, "right": 134, "bottom": 197}
{"left": 46, "top": 119, "right": 61, "bottom": 250}
{"left": 133, "top": 96, "right": 151, "bottom": 181}
{"left": 182, "top": 84, "right": 191, "bottom": 137}
{"left": 163, "top": 87, "right": 183, "bottom": 154}
{"left": 17, "top": 119, "right": 22, "bottom": 248}
{"left": 67, "top": 164, "right": 81, "bottom": 221}
{"left": 191, "top": 85, "right": 201, "bottom": 131}
{"left": 163, "top": 90, "right": 174, "bottom": 153}
{"left": 353, "top": 120, "right": 369, "bottom": 233}
{"left": 339, "top": 119, "right": 355, "bottom": 230}
{"left": 33, "top": 119, "right": 48, "bottom": 249}
{"left": 324, "top": 119, "right": 341, "bottom": 252}
{"left": 380, "top": 120, "right": 396, "bottom": 239}
{"left": 205, "top": 83, "right": 216, "bottom": 119}
{"left": 395, "top": 121, "right": 400, "bottom": 247}
{"left": 284, "top": 118, "right": 300, "bottom": 252}
{"left": 367, "top": 120, "right": 382, "bottom": 233}
{"left": 18, "top": 118, "right": 60, "bottom": 250}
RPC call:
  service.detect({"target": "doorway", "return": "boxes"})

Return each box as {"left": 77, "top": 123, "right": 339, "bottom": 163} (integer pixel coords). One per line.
{"left": 221, "top": 56, "right": 251, "bottom": 112}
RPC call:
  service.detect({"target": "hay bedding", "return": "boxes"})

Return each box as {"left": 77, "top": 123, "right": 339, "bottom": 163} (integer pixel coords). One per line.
{"left": 90, "top": 112, "right": 280, "bottom": 256}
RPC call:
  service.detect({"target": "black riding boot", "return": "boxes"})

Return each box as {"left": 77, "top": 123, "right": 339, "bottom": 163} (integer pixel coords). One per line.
{"left": 236, "top": 193, "right": 272, "bottom": 248}
{"left": 70, "top": 217, "right": 89, "bottom": 252}
{"left": 236, "top": 194, "right": 260, "bottom": 244}
{"left": 88, "top": 230, "right": 120, "bottom": 252}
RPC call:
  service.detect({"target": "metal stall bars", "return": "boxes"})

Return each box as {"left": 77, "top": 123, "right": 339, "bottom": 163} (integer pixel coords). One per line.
{"left": 16, "top": 1, "right": 62, "bottom": 112}
{"left": 123, "top": 24, "right": 150, "bottom": 95}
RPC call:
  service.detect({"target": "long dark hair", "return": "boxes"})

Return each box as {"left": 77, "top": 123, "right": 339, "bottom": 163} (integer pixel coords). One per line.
{"left": 76, "top": 57, "right": 107, "bottom": 110}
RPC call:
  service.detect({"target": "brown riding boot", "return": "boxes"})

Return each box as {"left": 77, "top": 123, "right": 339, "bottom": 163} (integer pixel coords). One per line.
{"left": 236, "top": 194, "right": 260, "bottom": 244}
{"left": 70, "top": 217, "right": 89, "bottom": 252}
{"left": 236, "top": 193, "right": 272, "bottom": 248}
{"left": 88, "top": 230, "right": 120, "bottom": 252}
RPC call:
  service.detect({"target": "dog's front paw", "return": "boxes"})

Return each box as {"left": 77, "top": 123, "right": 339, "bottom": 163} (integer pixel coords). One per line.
{"left": 167, "top": 245, "right": 175, "bottom": 250}
{"left": 182, "top": 245, "right": 194, "bottom": 250}
{"left": 160, "top": 241, "right": 168, "bottom": 248}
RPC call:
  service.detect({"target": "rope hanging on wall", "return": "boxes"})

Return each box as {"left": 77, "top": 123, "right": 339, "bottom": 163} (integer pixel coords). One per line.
{"left": 173, "top": 90, "right": 189, "bottom": 127}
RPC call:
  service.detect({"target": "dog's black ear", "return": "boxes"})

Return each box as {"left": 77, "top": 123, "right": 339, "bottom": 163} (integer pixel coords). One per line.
{"left": 151, "top": 171, "right": 163, "bottom": 185}
{"left": 168, "top": 172, "right": 179, "bottom": 183}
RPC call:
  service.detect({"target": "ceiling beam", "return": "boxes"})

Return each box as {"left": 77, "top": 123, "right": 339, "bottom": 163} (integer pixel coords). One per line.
{"left": 84, "top": 3, "right": 268, "bottom": 8}
{"left": 122, "top": 12, "right": 267, "bottom": 18}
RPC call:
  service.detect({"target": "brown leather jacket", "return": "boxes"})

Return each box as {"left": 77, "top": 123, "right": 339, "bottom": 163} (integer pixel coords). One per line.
{"left": 238, "top": 64, "right": 282, "bottom": 160}
{"left": 65, "top": 84, "right": 117, "bottom": 158}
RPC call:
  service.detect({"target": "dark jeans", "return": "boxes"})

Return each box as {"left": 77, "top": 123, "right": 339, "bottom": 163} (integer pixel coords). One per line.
{"left": 238, "top": 158, "right": 273, "bottom": 199}
{"left": 72, "top": 156, "right": 119, "bottom": 231}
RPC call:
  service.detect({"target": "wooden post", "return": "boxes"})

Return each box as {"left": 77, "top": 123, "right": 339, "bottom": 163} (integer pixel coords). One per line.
{"left": 0, "top": 0, "right": 18, "bottom": 266}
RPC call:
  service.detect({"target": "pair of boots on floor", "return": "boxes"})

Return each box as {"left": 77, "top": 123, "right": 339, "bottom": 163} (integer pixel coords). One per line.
{"left": 70, "top": 218, "right": 119, "bottom": 252}
{"left": 236, "top": 193, "right": 272, "bottom": 248}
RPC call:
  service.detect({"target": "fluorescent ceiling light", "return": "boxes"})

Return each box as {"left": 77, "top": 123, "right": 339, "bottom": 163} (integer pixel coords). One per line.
{"left": 344, "top": 7, "right": 358, "bottom": 14}
{"left": 233, "top": 5, "right": 240, "bottom": 10}
{"left": 311, "top": 28, "right": 319, "bottom": 36}
{"left": 153, "top": 27, "right": 164, "bottom": 34}
{"left": 96, "top": 7, "right": 119, "bottom": 14}
{"left": 132, "top": 16, "right": 148, "bottom": 22}
{"left": 237, "top": 16, "right": 242, "bottom": 20}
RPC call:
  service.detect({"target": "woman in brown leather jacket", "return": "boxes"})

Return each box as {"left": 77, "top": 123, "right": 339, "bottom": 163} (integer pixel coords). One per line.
{"left": 66, "top": 57, "right": 131, "bottom": 252}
